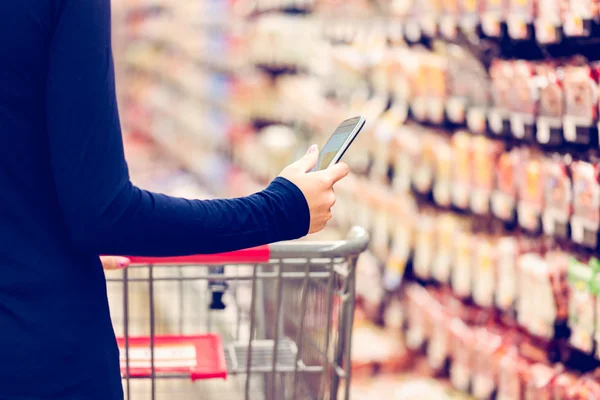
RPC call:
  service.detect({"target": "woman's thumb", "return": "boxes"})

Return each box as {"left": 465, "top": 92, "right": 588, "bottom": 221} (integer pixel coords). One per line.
{"left": 291, "top": 144, "right": 319, "bottom": 173}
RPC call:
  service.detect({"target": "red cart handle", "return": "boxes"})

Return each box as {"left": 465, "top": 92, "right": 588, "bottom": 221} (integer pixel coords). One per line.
{"left": 124, "top": 245, "right": 270, "bottom": 265}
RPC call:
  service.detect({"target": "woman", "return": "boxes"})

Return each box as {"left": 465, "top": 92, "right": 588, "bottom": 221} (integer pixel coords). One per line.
{"left": 0, "top": 1, "right": 348, "bottom": 399}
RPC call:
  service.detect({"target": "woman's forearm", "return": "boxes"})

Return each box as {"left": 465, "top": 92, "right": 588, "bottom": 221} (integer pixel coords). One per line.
{"left": 74, "top": 177, "right": 309, "bottom": 256}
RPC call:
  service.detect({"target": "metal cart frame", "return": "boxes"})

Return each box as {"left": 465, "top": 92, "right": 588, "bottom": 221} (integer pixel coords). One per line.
{"left": 107, "top": 226, "right": 369, "bottom": 400}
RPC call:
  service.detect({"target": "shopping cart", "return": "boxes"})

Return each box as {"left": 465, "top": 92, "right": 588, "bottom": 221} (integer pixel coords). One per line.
{"left": 106, "top": 226, "right": 369, "bottom": 400}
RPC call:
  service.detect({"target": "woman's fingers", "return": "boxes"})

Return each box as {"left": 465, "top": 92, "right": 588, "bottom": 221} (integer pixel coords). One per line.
{"left": 100, "top": 256, "right": 130, "bottom": 270}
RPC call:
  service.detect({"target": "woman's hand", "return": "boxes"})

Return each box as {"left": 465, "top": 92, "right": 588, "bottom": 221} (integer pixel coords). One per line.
{"left": 279, "top": 145, "right": 350, "bottom": 234}
{"left": 100, "top": 256, "right": 130, "bottom": 270}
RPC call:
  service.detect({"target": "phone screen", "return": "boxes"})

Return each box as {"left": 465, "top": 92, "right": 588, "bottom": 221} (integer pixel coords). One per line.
{"left": 315, "top": 124, "right": 356, "bottom": 171}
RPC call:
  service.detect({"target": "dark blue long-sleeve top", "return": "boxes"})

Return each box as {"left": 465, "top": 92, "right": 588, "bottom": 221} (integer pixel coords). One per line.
{"left": 0, "top": 1, "right": 309, "bottom": 398}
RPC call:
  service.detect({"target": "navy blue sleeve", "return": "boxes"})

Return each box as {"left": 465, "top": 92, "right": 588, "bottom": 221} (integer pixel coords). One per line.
{"left": 45, "top": 0, "right": 310, "bottom": 256}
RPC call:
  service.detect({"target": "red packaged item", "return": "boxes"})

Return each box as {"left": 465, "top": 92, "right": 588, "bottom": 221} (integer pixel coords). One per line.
{"left": 471, "top": 137, "right": 504, "bottom": 215}
{"left": 492, "top": 148, "right": 520, "bottom": 222}
{"left": 450, "top": 319, "right": 474, "bottom": 393}
{"left": 489, "top": 60, "right": 514, "bottom": 138}
{"left": 535, "top": 0, "right": 564, "bottom": 44}
{"left": 536, "top": 62, "right": 565, "bottom": 146}
{"left": 507, "top": 0, "right": 535, "bottom": 39}
{"left": 542, "top": 155, "right": 572, "bottom": 239}
{"left": 570, "top": 160, "right": 600, "bottom": 248}
{"left": 451, "top": 131, "right": 472, "bottom": 210}
{"left": 517, "top": 151, "right": 544, "bottom": 233}
{"left": 563, "top": 60, "right": 599, "bottom": 146}
{"left": 482, "top": 0, "right": 509, "bottom": 37}
{"left": 563, "top": 0, "right": 600, "bottom": 37}
{"left": 510, "top": 60, "right": 538, "bottom": 142}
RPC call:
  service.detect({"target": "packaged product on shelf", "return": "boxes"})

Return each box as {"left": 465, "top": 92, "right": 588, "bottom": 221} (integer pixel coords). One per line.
{"left": 562, "top": 0, "right": 600, "bottom": 37}
{"left": 534, "top": 0, "right": 564, "bottom": 44}
{"left": 405, "top": 284, "right": 432, "bottom": 351}
{"left": 418, "top": 0, "right": 441, "bottom": 38}
{"left": 355, "top": 177, "right": 375, "bottom": 233}
{"left": 391, "top": 125, "right": 419, "bottom": 194}
{"left": 413, "top": 207, "right": 437, "bottom": 280}
{"left": 432, "top": 133, "right": 453, "bottom": 207}
{"left": 536, "top": 62, "right": 565, "bottom": 145}
{"left": 404, "top": 0, "right": 424, "bottom": 43}
{"left": 545, "top": 249, "right": 570, "bottom": 329}
{"left": 492, "top": 147, "right": 519, "bottom": 221}
{"left": 425, "top": 51, "right": 448, "bottom": 125}
{"left": 465, "top": 53, "right": 492, "bottom": 135}
{"left": 481, "top": 0, "right": 508, "bottom": 37}
{"left": 426, "top": 296, "right": 450, "bottom": 372}
{"left": 432, "top": 213, "right": 458, "bottom": 284}
{"left": 356, "top": 250, "right": 386, "bottom": 321}
{"left": 563, "top": 60, "right": 599, "bottom": 145}
{"left": 569, "top": 371, "right": 600, "bottom": 398}
{"left": 451, "top": 131, "right": 473, "bottom": 210}
{"left": 510, "top": 60, "right": 538, "bottom": 142}
{"left": 471, "top": 328, "right": 505, "bottom": 400}
{"left": 449, "top": 318, "right": 474, "bottom": 393}
{"left": 472, "top": 232, "right": 497, "bottom": 308}
{"left": 388, "top": 48, "right": 413, "bottom": 121}
{"left": 440, "top": 0, "right": 460, "bottom": 39}
{"left": 506, "top": 0, "right": 535, "bottom": 39}
{"left": 371, "top": 99, "right": 407, "bottom": 185}
{"left": 445, "top": 44, "right": 469, "bottom": 126}
{"left": 517, "top": 253, "right": 559, "bottom": 340}
{"left": 452, "top": 224, "right": 474, "bottom": 299}
{"left": 459, "top": 0, "right": 483, "bottom": 33}
{"left": 496, "top": 235, "right": 520, "bottom": 311}
{"left": 489, "top": 60, "right": 514, "bottom": 138}
{"left": 410, "top": 48, "right": 429, "bottom": 122}
{"left": 412, "top": 128, "right": 436, "bottom": 195}
{"left": 553, "top": 370, "right": 581, "bottom": 399}
{"left": 567, "top": 257, "right": 597, "bottom": 354}
{"left": 385, "top": 195, "right": 415, "bottom": 292}
{"left": 570, "top": 159, "right": 600, "bottom": 248}
{"left": 371, "top": 187, "right": 393, "bottom": 261}
{"left": 594, "top": 260, "right": 600, "bottom": 359}
{"left": 523, "top": 362, "right": 560, "bottom": 400}
{"left": 497, "top": 347, "right": 530, "bottom": 400}
{"left": 517, "top": 151, "right": 545, "bottom": 233}
{"left": 471, "top": 136, "right": 503, "bottom": 215}
{"left": 542, "top": 155, "right": 573, "bottom": 239}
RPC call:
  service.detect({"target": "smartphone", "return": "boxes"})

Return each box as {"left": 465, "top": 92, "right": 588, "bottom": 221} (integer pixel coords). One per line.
{"left": 313, "top": 116, "right": 366, "bottom": 171}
